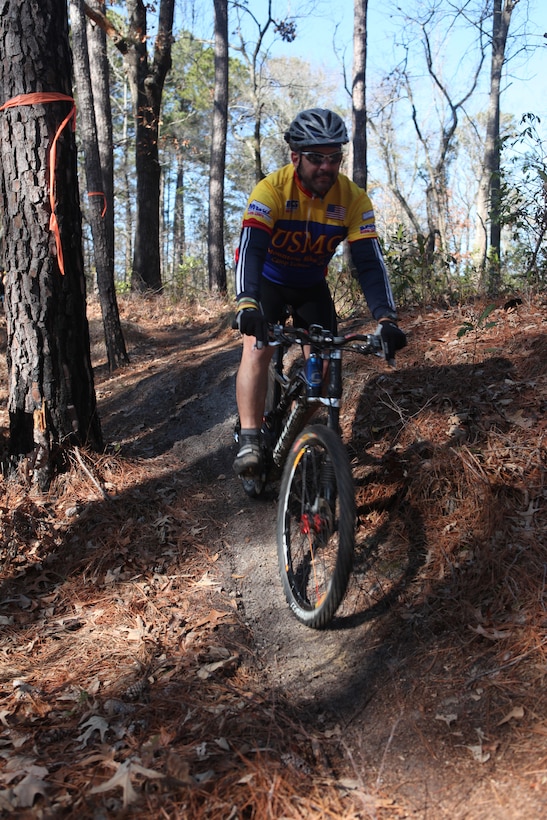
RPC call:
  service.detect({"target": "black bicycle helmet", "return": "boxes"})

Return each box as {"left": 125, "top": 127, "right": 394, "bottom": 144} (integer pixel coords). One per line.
{"left": 284, "top": 108, "right": 349, "bottom": 149}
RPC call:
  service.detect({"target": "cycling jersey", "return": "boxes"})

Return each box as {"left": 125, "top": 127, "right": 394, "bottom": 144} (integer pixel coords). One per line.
{"left": 235, "top": 163, "right": 397, "bottom": 321}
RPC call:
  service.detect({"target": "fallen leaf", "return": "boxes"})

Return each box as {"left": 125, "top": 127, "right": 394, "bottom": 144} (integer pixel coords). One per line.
{"left": 0, "top": 790, "right": 15, "bottom": 810}
{"left": 190, "top": 525, "right": 207, "bottom": 536}
{"left": 197, "top": 655, "right": 238, "bottom": 680}
{"left": 6, "top": 733, "right": 30, "bottom": 750}
{"left": 504, "top": 409, "right": 534, "bottom": 429}
{"left": 87, "top": 677, "right": 101, "bottom": 695}
{"left": 12, "top": 774, "right": 48, "bottom": 808}
{"left": 497, "top": 705, "right": 524, "bottom": 726}
{"left": 90, "top": 760, "right": 138, "bottom": 806}
{"left": 120, "top": 624, "right": 146, "bottom": 641}
{"left": 90, "top": 760, "right": 164, "bottom": 808}
{"left": 78, "top": 715, "right": 110, "bottom": 745}
{"left": 1, "top": 757, "right": 49, "bottom": 785}
{"left": 166, "top": 752, "right": 193, "bottom": 783}
{"left": 193, "top": 609, "right": 232, "bottom": 630}
{"left": 193, "top": 769, "right": 214, "bottom": 783}
{"left": 469, "top": 623, "right": 513, "bottom": 640}
{"left": 465, "top": 744, "right": 490, "bottom": 763}
{"left": 193, "top": 572, "right": 220, "bottom": 589}
{"left": 0, "top": 709, "right": 13, "bottom": 727}
{"left": 435, "top": 712, "right": 458, "bottom": 727}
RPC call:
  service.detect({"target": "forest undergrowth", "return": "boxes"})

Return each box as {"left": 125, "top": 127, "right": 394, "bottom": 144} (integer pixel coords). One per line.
{"left": 0, "top": 293, "right": 545, "bottom": 818}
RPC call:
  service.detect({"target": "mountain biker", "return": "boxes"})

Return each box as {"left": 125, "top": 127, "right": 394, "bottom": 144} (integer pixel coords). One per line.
{"left": 233, "top": 107, "right": 407, "bottom": 476}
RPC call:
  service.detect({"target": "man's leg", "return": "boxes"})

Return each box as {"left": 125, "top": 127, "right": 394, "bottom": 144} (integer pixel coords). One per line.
{"left": 233, "top": 335, "right": 274, "bottom": 475}
{"left": 236, "top": 334, "right": 273, "bottom": 428}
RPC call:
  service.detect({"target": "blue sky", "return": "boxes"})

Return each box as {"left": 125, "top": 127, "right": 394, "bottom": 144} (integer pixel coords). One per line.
{"left": 178, "top": 0, "right": 544, "bottom": 128}
{"left": 268, "top": 0, "right": 546, "bottom": 128}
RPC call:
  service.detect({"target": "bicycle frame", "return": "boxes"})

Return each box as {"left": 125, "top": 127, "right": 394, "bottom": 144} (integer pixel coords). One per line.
{"left": 261, "top": 324, "right": 381, "bottom": 477}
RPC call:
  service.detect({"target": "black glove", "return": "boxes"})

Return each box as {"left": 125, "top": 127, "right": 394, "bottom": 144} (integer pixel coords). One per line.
{"left": 236, "top": 307, "right": 269, "bottom": 345}
{"left": 377, "top": 320, "right": 407, "bottom": 363}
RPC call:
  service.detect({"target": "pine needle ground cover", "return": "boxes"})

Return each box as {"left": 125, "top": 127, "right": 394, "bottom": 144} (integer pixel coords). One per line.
{"left": 0, "top": 295, "right": 545, "bottom": 818}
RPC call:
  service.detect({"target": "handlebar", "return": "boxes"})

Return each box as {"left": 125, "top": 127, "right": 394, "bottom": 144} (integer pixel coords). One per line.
{"left": 232, "top": 315, "right": 386, "bottom": 358}
{"left": 268, "top": 323, "right": 383, "bottom": 356}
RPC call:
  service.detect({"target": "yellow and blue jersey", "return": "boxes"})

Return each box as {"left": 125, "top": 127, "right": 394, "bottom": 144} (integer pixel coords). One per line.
{"left": 235, "top": 164, "right": 396, "bottom": 320}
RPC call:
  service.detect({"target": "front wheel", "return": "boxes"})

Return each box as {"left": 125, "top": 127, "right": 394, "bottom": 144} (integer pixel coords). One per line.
{"left": 277, "top": 425, "right": 356, "bottom": 629}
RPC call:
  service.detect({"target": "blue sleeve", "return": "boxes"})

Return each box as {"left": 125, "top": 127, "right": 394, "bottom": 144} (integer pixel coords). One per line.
{"left": 235, "top": 226, "right": 271, "bottom": 301}
{"left": 350, "top": 237, "right": 397, "bottom": 320}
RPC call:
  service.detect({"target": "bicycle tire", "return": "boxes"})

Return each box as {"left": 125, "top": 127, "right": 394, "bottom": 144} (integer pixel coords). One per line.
{"left": 277, "top": 424, "right": 356, "bottom": 628}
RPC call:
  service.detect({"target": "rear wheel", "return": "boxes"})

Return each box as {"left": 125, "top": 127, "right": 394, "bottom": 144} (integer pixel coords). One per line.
{"left": 277, "top": 424, "right": 355, "bottom": 628}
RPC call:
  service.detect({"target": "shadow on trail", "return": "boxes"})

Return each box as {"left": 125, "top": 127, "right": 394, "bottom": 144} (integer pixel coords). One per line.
{"left": 329, "top": 493, "right": 428, "bottom": 631}
{"left": 98, "top": 326, "right": 241, "bottom": 459}
{"left": 324, "top": 353, "right": 518, "bottom": 633}
{"left": 290, "top": 346, "right": 546, "bottom": 734}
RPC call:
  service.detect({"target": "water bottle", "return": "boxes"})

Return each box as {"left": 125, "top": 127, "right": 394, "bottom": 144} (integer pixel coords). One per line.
{"left": 306, "top": 353, "right": 322, "bottom": 397}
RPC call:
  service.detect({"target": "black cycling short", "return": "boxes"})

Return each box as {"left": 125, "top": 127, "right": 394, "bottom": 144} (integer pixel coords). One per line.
{"left": 259, "top": 276, "right": 337, "bottom": 333}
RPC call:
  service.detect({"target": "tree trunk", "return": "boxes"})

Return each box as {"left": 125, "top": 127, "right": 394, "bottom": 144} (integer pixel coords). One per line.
{"left": 83, "top": 1, "right": 174, "bottom": 293}
{"left": 173, "top": 152, "right": 185, "bottom": 274}
{"left": 404, "top": 18, "right": 484, "bottom": 273}
{"left": 474, "top": 0, "right": 518, "bottom": 293}
{"left": 252, "top": 103, "right": 265, "bottom": 184}
{"left": 125, "top": 0, "right": 175, "bottom": 293}
{"left": 352, "top": 0, "right": 368, "bottom": 190}
{"left": 0, "top": 0, "right": 102, "bottom": 487}
{"left": 70, "top": 0, "right": 129, "bottom": 371}
{"left": 208, "top": 0, "right": 228, "bottom": 293}
{"left": 344, "top": 0, "right": 368, "bottom": 273}
{"left": 122, "top": 82, "right": 133, "bottom": 286}
{"left": 87, "top": 0, "right": 115, "bottom": 283}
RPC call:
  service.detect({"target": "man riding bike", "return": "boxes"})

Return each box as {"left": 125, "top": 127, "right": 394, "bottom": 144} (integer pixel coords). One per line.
{"left": 233, "top": 107, "right": 407, "bottom": 477}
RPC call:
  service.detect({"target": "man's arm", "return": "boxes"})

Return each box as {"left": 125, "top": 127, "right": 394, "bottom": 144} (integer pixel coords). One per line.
{"left": 349, "top": 237, "right": 397, "bottom": 321}
{"left": 350, "top": 237, "right": 407, "bottom": 361}
{"left": 235, "top": 226, "right": 271, "bottom": 303}
{"left": 234, "top": 226, "right": 271, "bottom": 343}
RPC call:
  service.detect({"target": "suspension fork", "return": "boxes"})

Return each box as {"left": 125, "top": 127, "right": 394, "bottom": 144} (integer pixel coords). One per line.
{"left": 325, "top": 349, "right": 342, "bottom": 433}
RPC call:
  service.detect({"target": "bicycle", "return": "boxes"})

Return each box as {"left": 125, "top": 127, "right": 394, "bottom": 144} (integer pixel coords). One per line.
{"left": 234, "top": 322, "right": 383, "bottom": 629}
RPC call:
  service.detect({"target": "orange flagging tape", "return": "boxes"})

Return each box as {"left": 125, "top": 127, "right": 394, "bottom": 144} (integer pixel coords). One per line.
{"left": 87, "top": 191, "right": 107, "bottom": 218}
{"left": 0, "top": 92, "right": 77, "bottom": 275}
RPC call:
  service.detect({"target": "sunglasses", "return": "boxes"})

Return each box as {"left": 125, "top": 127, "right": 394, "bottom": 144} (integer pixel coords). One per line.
{"left": 300, "top": 150, "right": 343, "bottom": 166}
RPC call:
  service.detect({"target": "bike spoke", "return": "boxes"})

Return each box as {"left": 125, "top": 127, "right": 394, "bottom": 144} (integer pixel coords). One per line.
{"left": 277, "top": 426, "right": 355, "bottom": 627}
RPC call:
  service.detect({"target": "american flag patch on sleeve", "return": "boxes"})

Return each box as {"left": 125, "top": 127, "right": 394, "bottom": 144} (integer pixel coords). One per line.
{"left": 326, "top": 204, "right": 346, "bottom": 220}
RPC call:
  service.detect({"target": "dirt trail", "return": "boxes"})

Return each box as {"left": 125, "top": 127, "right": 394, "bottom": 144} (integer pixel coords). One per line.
{"left": 167, "top": 328, "right": 390, "bottom": 705}
{"left": 159, "top": 313, "right": 546, "bottom": 820}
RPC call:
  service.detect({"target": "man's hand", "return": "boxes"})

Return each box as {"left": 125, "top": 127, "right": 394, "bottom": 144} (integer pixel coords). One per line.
{"left": 377, "top": 319, "right": 407, "bottom": 364}
{"left": 236, "top": 298, "right": 269, "bottom": 346}
{"left": 236, "top": 308, "right": 269, "bottom": 342}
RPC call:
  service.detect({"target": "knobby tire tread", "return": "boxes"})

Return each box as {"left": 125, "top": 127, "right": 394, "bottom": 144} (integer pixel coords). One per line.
{"left": 277, "top": 424, "right": 356, "bottom": 628}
